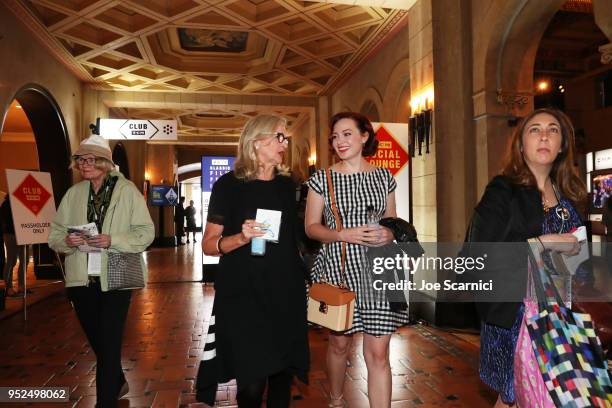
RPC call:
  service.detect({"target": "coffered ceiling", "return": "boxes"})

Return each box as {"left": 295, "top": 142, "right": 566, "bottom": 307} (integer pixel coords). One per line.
{"left": 14, "top": 0, "right": 408, "bottom": 97}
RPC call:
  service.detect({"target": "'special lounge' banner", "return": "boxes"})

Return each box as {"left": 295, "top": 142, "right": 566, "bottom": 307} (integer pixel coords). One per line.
{"left": 371, "top": 123, "right": 410, "bottom": 223}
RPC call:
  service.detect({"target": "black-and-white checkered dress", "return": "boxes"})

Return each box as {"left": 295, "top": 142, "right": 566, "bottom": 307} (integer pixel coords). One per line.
{"left": 306, "top": 168, "right": 410, "bottom": 336}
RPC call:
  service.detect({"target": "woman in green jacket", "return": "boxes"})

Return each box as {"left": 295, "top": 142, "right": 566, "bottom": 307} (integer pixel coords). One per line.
{"left": 49, "top": 134, "right": 154, "bottom": 408}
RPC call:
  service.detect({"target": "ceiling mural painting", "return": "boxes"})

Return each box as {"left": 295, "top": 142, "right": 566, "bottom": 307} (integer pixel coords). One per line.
{"left": 178, "top": 28, "right": 249, "bottom": 52}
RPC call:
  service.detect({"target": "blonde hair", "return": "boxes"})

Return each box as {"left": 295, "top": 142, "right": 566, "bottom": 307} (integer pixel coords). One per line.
{"left": 234, "top": 114, "right": 290, "bottom": 180}
{"left": 70, "top": 157, "right": 115, "bottom": 173}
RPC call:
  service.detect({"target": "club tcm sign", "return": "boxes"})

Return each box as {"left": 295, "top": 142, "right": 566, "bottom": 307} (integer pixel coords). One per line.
{"left": 99, "top": 119, "right": 177, "bottom": 140}
{"left": 6, "top": 170, "right": 56, "bottom": 245}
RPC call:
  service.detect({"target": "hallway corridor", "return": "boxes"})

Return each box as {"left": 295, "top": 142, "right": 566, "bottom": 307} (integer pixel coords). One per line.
{"left": 0, "top": 244, "right": 495, "bottom": 407}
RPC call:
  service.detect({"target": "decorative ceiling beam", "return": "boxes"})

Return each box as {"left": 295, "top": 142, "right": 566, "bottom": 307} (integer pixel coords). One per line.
{"left": 306, "top": 0, "right": 417, "bottom": 11}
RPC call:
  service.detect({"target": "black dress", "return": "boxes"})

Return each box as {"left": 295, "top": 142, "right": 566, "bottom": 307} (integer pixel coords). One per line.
{"left": 185, "top": 206, "right": 197, "bottom": 231}
{"left": 207, "top": 171, "right": 309, "bottom": 385}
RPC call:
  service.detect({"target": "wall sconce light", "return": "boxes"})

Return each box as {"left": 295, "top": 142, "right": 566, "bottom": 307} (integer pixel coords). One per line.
{"left": 144, "top": 171, "right": 151, "bottom": 181}
{"left": 409, "top": 87, "right": 434, "bottom": 156}
{"left": 409, "top": 116, "right": 417, "bottom": 157}
{"left": 410, "top": 87, "right": 434, "bottom": 113}
{"left": 308, "top": 154, "right": 317, "bottom": 176}
{"left": 422, "top": 109, "right": 432, "bottom": 155}
{"left": 308, "top": 154, "right": 317, "bottom": 166}
{"left": 536, "top": 80, "right": 550, "bottom": 93}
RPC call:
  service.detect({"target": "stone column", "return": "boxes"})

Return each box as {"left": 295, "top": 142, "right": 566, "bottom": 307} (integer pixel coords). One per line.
{"left": 146, "top": 144, "right": 177, "bottom": 246}
{"left": 316, "top": 96, "right": 331, "bottom": 168}
{"left": 407, "top": 0, "right": 438, "bottom": 322}
{"left": 407, "top": 0, "right": 479, "bottom": 327}
{"left": 593, "top": 0, "right": 612, "bottom": 64}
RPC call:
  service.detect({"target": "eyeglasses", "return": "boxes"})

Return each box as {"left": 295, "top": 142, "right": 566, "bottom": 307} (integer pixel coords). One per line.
{"left": 75, "top": 157, "right": 97, "bottom": 166}
{"left": 261, "top": 132, "right": 290, "bottom": 144}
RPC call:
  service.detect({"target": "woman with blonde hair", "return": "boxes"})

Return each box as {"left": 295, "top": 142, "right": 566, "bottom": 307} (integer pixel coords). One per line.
{"left": 202, "top": 114, "right": 309, "bottom": 407}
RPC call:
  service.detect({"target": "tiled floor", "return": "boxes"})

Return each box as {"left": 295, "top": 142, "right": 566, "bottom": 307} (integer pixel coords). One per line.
{"left": 0, "top": 257, "right": 64, "bottom": 321}
{"left": 0, "top": 244, "right": 496, "bottom": 407}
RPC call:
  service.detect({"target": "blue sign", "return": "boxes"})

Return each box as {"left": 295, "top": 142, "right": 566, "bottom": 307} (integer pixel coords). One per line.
{"left": 149, "top": 185, "right": 178, "bottom": 206}
{"left": 202, "top": 156, "right": 235, "bottom": 191}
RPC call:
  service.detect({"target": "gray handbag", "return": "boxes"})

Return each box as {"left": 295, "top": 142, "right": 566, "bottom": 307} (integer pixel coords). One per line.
{"left": 107, "top": 252, "right": 145, "bottom": 290}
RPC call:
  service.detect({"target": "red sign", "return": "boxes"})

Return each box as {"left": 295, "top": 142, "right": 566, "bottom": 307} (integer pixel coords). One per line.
{"left": 12, "top": 174, "right": 52, "bottom": 216}
{"left": 367, "top": 125, "right": 409, "bottom": 176}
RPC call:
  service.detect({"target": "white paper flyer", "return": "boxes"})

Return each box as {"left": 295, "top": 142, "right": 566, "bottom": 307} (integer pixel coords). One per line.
{"left": 255, "top": 209, "right": 282, "bottom": 242}
{"left": 67, "top": 222, "right": 100, "bottom": 253}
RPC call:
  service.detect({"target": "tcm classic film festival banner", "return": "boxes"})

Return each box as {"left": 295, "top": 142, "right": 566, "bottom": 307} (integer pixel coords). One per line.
{"left": 201, "top": 156, "right": 235, "bottom": 265}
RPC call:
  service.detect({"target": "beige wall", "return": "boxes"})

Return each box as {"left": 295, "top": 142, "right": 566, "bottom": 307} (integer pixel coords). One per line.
{"left": 0, "top": 3, "right": 83, "bottom": 167}
{"left": 0, "top": 140, "right": 39, "bottom": 192}
{"left": 290, "top": 116, "right": 316, "bottom": 184}
{"left": 108, "top": 140, "right": 147, "bottom": 195}
{"left": 331, "top": 23, "right": 410, "bottom": 123}
{"left": 316, "top": 96, "right": 332, "bottom": 168}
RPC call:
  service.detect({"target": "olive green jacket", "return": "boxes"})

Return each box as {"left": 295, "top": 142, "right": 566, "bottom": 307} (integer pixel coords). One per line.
{"left": 48, "top": 171, "right": 155, "bottom": 291}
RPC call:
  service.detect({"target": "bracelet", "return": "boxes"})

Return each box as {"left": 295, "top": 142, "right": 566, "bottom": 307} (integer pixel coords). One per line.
{"left": 216, "top": 236, "right": 225, "bottom": 255}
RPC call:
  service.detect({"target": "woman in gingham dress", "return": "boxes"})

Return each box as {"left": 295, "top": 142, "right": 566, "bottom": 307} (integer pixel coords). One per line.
{"left": 305, "top": 112, "right": 410, "bottom": 408}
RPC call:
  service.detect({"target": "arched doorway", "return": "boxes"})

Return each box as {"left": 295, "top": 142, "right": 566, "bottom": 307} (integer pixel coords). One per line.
{"left": 473, "top": 0, "right": 566, "bottom": 190}
{"left": 112, "top": 143, "right": 130, "bottom": 180}
{"left": 474, "top": 0, "right": 610, "bottom": 189}
{"left": 1, "top": 84, "right": 72, "bottom": 202}
{"left": 533, "top": 5, "right": 609, "bottom": 153}
{"left": 360, "top": 100, "right": 381, "bottom": 122}
{"left": 0, "top": 84, "right": 72, "bottom": 279}
{"left": 358, "top": 87, "right": 384, "bottom": 122}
